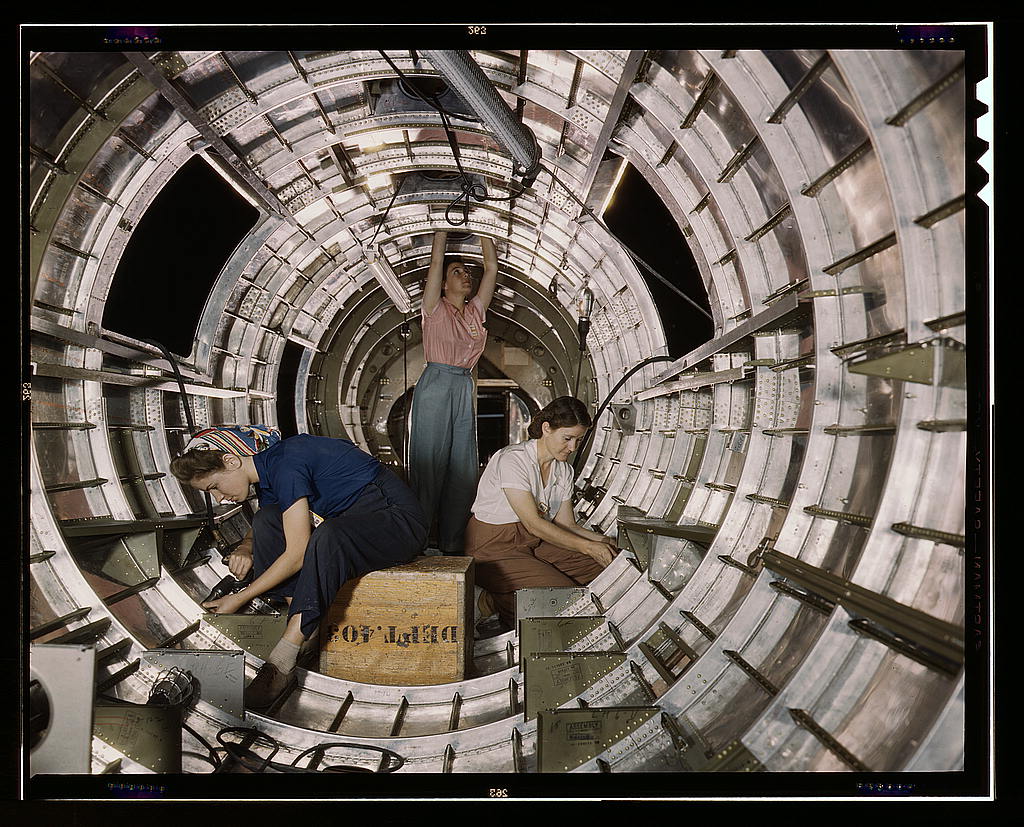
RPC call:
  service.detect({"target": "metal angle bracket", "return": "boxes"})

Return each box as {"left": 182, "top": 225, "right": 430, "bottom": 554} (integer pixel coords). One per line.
{"left": 67, "top": 531, "right": 161, "bottom": 589}
{"left": 201, "top": 613, "right": 288, "bottom": 661}
{"left": 160, "top": 524, "right": 208, "bottom": 569}
{"left": 536, "top": 706, "right": 661, "bottom": 773}
{"left": 523, "top": 651, "right": 627, "bottom": 721}
{"left": 846, "top": 337, "right": 965, "bottom": 389}
{"left": 515, "top": 587, "right": 590, "bottom": 624}
{"left": 618, "top": 519, "right": 719, "bottom": 546}
{"left": 518, "top": 616, "right": 610, "bottom": 672}
{"left": 618, "top": 524, "right": 651, "bottom": 570}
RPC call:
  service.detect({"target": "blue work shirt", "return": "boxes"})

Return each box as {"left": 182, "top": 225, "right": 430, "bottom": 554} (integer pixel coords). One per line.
{"left": 252, "top": 434, "right": 381, "bottom": 522}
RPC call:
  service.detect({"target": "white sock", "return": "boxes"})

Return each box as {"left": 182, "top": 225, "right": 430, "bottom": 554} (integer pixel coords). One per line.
{"left": 266, "top": 637, "right": 300, "bottom": 673}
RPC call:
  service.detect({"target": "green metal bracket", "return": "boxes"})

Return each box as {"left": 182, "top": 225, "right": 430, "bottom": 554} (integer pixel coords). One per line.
{"left": 62, "top": 517, "right": 213, "bottom": 585}
{"left": 618, "top": 519, "right": 719, "bottom": 545}
{"left": 536, "top": 706, "right": 661, "bottom": 773}
{"left": 658, "top": 711, "right": 721, "bottom": 771}
{"left": 160, "top": 524, "right": 208, "bottom": 568}
{"left": 518, "top": 617, "right": 609, "bottom": 672}
{"left": 201, "top": 613, "right": 288, "bottom": 661}
{"left": 655, "top": 712, "right": 767, "bottom": 772}
{"left": 93, "top": 704, "right": 183, "bottom": 773}
{"left": 515, "top": 587, "right": 589, "bottom": 623}
{"left": 523, "top": 651, "right": 627, "bottom": 721}
{"left": 69, "top": 532, "right": 161, "bottom": 588}
{"left": 619, "top": 524, "right": 651, "bottom": 569}
{"left": 847, "top": 337, "right": 966, "bottom": 389}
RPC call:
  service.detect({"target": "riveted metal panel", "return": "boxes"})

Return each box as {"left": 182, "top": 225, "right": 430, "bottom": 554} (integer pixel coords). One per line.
{"left": 523, "top": 651, "right": 627, "bottom": 721}
{"left": 537, "top": 706, "right": 660, "bottom": 772}
{"left": 143, "top": 649, "right": 245, "bottom": 720}
{"left": 515, "top": 587, "right": 589, "bottom": 623}
{"left": 93, "top": 703, "right": 182, "bottom": 773}
{"left": 518, "top": 616, "right": 609, "bottom": 671}
{"left": 200, "top": 613, "right": 287, "bottom": 661}
{"left": 30, "top": 644, "right": 96, "bottom": 775}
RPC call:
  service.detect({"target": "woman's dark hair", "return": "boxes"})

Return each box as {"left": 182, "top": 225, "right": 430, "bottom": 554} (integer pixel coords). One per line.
{"left": 442, "top": 254, "right": 466, "bottom": 275}
{"left": 170, "top": 449, "right": 229, "bottom": 483}
{"left": 528, "top": 396, "right": 592, "bottom": 439}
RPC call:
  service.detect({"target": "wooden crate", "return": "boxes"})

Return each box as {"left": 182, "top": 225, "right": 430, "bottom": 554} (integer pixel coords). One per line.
{"left": 319, "top": 556, "right": 474, "bottom": 685}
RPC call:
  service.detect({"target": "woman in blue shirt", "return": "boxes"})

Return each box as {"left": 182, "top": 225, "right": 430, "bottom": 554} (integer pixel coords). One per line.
{"left": 171, "top": 426, "right": 427, "bottom": 710}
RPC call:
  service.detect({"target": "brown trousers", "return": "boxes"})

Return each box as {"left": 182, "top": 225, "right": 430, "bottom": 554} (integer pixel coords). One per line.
{"left": 464, "top": 515, "right": 604, "bottom": 628}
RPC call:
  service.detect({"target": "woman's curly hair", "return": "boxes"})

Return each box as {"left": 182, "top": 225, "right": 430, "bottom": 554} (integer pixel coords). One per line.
{"left": 528, "top": 396, "right": 592, "bottom": 439}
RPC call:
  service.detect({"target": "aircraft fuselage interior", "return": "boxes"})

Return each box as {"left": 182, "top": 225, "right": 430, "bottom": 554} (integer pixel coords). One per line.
{"left": 23, "top": 26, "right": 990, "bottom": 799}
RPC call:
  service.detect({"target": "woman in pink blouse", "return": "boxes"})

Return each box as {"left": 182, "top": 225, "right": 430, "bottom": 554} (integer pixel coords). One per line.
{"left": 409, "top": 230, "right": 498, "bottom": 555}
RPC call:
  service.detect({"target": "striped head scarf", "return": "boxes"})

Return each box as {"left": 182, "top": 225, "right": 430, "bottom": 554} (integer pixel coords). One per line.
{"left": 183, "top": 424, "right": 281, "bottom": 456}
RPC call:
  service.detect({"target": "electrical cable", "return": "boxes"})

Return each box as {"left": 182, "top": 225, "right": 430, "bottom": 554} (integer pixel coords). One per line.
{"left": 141, "top": 338, "right": 217, "bottom": 537}
{"left": 573, "top": 344, "right": 586, "bottom": 398}
{"left": 377, "top": 51, "right": 523, "bottom": 228}
{"left": 377, "top": 52, "right": 711, "bottom": 327}
{"left": 572, "top": 355, "right": 675, "bottom": 478}
{"left": 289, "top": 742, "right": 406, "bottom": 773}
{"left": 214, "top": 726, "right": 406, "bottom": 774}
{"left": 182, "top": 721, "right": 223, "bottom": 770}
{"left": 368, "top": 173, "right": 408, "bottom": 248}
{"left": 217, "top": 727, "right": 280, "bottom": 773}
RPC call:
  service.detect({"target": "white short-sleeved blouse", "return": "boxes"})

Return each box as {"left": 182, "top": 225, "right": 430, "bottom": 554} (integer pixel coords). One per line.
{"left": 471, "top": 439, "right": 574, "bottom": 525}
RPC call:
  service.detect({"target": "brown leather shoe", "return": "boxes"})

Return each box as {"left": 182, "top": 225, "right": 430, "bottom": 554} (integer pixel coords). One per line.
{"left": 244, "top": 662, "right": 296, "bottom": 711}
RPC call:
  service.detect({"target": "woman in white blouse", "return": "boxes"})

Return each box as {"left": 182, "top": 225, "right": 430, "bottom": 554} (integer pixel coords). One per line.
{"left": 464, "top": 396, "right": 617, "bottom": 630}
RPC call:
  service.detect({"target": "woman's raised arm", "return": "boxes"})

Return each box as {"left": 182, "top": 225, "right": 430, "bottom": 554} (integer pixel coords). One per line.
{"left": 475, "top": 235, "right": 498, "bottom": 311}
{"left": 422, "top": 230, "right": 448, "bottom": 315}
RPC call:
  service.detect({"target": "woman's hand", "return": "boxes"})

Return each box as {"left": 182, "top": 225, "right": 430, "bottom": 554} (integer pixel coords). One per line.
{"left": 226, "top": 543, "right": 253, "bottom": 580}
{"left": 580, "top": 539, "right": 616, "bottom": 568}
{"left": 202, "top": 591, "right": 249, "bottom": 615}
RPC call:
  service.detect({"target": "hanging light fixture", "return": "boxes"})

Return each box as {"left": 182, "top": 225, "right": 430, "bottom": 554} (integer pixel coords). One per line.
{"left": 364, "top": 243, "right": 412, "bottom": 314}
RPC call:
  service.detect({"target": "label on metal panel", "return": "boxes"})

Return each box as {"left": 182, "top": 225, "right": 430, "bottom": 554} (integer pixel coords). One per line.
{"left": 201, "top": 613, "right": 289, "bottom": 661}
{"left": 537, "top": 706, "right": 661, "bottom": 772}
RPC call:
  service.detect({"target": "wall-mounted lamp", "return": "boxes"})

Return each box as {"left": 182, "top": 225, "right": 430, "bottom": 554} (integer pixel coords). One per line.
{"left": 365, "top": 243, "right": 412, "bottom": 314}
{"left": 575, "top": 281, "right": 595, "bottom": 351}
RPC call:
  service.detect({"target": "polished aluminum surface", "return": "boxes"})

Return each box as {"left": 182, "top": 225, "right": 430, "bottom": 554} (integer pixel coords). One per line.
{"left": 26, "top": 39, "right": 977, "bottom": 788}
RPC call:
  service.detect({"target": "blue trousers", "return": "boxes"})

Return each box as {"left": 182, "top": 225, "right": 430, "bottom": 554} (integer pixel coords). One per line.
{"left": 408, "top": 362, "right": 479, "bottom": 555}
{"left": 251, "top": 466, "right": 428, "bottom": 639}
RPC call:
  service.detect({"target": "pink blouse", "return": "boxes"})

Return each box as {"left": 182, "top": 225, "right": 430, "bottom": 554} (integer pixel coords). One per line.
{"left": 421, "top": 295, "right": 487, "bottom": 368}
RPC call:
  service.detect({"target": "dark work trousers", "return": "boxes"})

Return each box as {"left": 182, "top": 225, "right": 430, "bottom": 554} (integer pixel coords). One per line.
{"left": 251, "top": 466, "right": 428, "bottom": 639}
{"left": 464, "top": 516, "right": 605, "bottom": 629}
{"left": 408, "top": 362, "right": 479, "bottom": 555}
